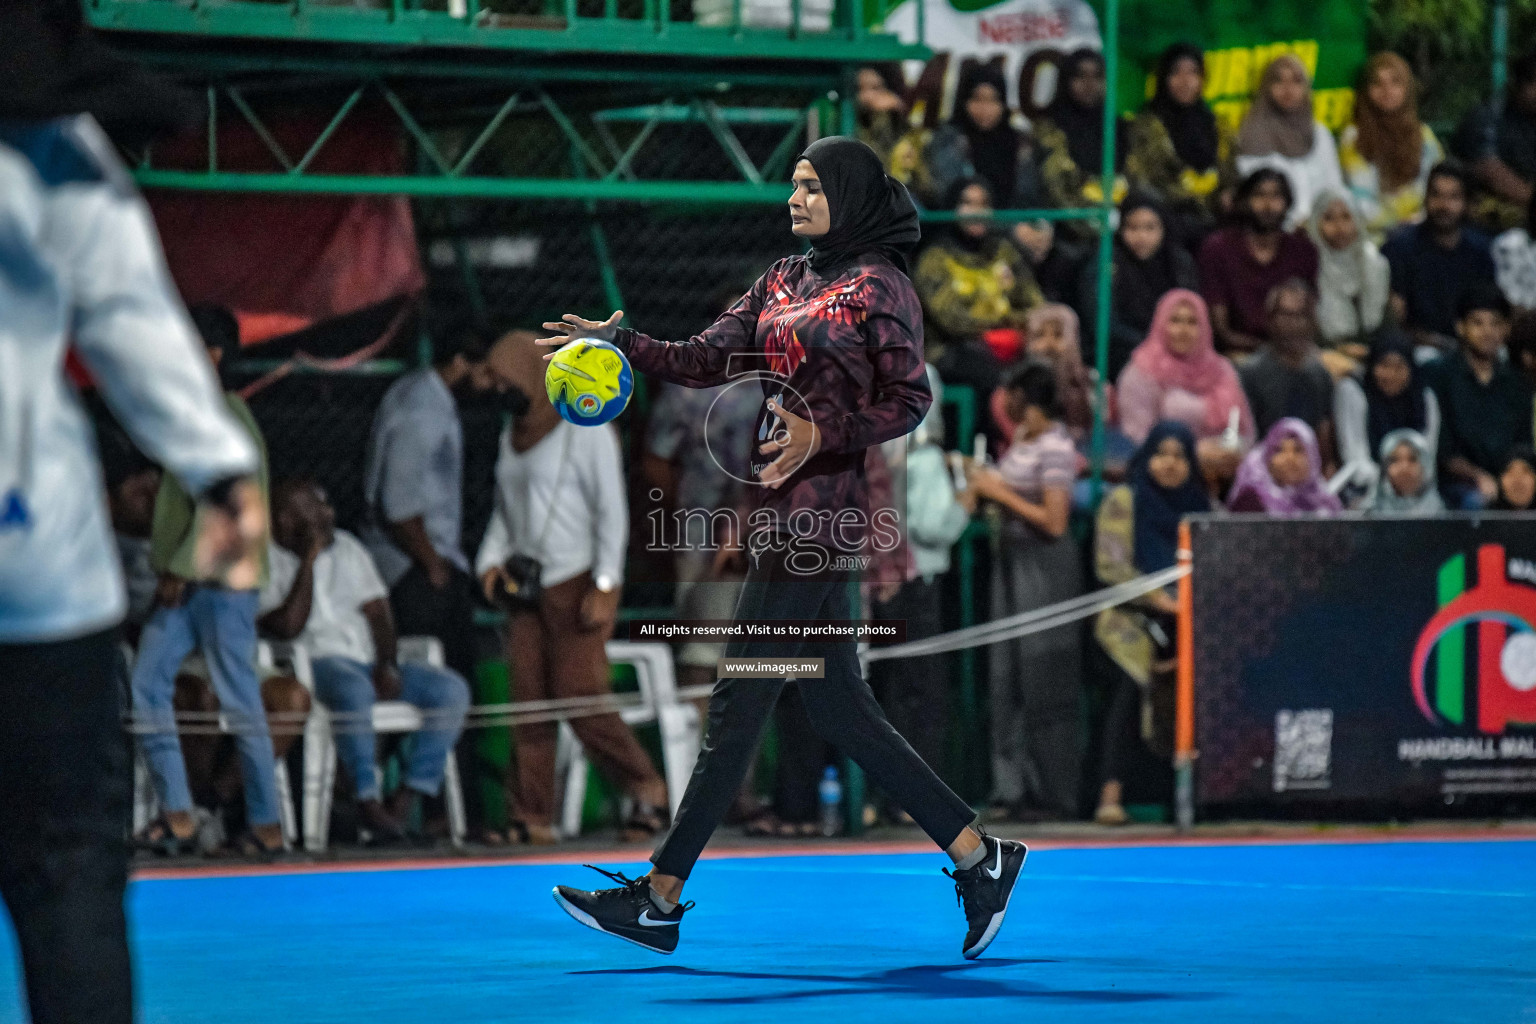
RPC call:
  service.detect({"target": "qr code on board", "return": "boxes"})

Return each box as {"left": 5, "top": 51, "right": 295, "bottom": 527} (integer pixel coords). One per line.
{"left": 1274, "top": 709, "right": 1333, "bottom": 792}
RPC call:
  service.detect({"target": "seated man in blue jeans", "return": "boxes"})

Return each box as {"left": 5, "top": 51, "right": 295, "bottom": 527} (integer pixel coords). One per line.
{"left": 259, "top": 479, "right": 470, "bottom": 844}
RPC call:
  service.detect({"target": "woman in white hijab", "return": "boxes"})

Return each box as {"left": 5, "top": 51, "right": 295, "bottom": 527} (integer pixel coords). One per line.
{"left": 1370, "top": 428, "right": 1445, "bottom": 516}
{"left": 1307, "top": 188, "right": 1391, "bottom": 376}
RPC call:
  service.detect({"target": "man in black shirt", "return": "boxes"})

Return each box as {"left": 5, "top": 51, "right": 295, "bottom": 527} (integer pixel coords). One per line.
{"left": 1427, "top": 283, "right": 1535, "bottom": 508}
{"left": 1383, "top": 163, "right": 1496, "bottom": 353}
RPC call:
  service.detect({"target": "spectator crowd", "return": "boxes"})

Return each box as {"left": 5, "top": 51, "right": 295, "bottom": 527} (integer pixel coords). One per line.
{"left": 99, "top": 41, "right": 1536, "bottom": 856}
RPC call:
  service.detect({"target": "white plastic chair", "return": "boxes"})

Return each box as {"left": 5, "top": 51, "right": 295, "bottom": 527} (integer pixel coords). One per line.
{"left": 262, "top": 637, "right": 468, "bottom": 852}
{"left": 556, "top": 640, "right": 700, "bottom": 838}
{"left": 130, "top": 646, "right": 298, "bottom": 850}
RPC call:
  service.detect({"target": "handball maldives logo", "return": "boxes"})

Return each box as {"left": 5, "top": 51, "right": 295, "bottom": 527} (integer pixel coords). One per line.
{"left": 1411, "top": 544, "right": 1536, "bottom": 734}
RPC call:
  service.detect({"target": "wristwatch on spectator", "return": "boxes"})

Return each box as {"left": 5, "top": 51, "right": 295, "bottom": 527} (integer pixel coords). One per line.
{"left": 594, "top": 573, "right": 617, "bottom": 594}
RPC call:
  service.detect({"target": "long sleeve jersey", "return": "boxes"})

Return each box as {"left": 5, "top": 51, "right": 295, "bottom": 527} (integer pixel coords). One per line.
{"left": 613, "top": 254, "right": 930, "bottom": 555}
{"left": 0, "top": 116, "right": 257, "bottom": 642}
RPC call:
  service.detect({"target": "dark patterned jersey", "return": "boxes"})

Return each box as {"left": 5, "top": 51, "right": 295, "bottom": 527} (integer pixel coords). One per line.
{"left": 614, "top": 254, "right": 930, "bottom": 556}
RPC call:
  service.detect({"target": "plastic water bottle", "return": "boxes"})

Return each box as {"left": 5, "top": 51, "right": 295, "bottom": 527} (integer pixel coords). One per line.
{"left": 818, "top": 765, "right": 843, "bottom": 837}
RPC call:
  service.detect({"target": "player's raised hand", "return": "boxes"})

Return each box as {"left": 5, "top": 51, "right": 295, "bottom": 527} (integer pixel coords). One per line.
{"left": 757, "top": 399, "right": 821, "bottom": 490}
{"left": 538, "top": 310, "right": 624, "bottom": 360}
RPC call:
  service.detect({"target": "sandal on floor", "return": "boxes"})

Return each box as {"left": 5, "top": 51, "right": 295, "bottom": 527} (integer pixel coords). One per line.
{"left": 133, "top": 816, "right": 198, "bottom": 858}
{"left": 226, "top": 831, "right": 286, "bottom": 862}
{"left": 619, "top": 802, "right": 668, "bottom": 841}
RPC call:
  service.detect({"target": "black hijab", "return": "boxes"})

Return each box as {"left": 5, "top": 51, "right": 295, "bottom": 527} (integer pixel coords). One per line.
{"left": 799, "top": 136, "right": 922, "bottom": 277}
{"left": 943, "top": 176, "right": 998, "bottom": 254}
{"left": 950, "top": 64, "right": 1022, "bottom": 205}
{"left": 1129, "top": 421, "right": 1210, "bottom": 574}
{"left": 1362, "top": 329, "right": 1429, "bottom": 457}
{"left": 1044, "top": 49, "right": 1127, "bottom": 175}
{"left": 0, "top": 0, "right": 199, "bottom": 146}
{"left": 1146, "top": 42, "right": 1220, "bottom": 173}
{"left": 1113, "top": 191, "right": 1182, "bottom": 336}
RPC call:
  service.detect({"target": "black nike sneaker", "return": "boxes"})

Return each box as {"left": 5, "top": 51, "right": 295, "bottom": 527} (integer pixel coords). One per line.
{"left": 943, "top": 833, "right": 1028, "bottom": 959}
{"left": 552, "top": 865, "right": 693, "bottom": 955}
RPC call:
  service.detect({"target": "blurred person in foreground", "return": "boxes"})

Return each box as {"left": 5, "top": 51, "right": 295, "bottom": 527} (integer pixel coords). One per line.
{"left": 129, "top": 308, "right": 285, "bottom": 860}
{"left": 0, "top": 2, "right": 264, "bottom": 1018}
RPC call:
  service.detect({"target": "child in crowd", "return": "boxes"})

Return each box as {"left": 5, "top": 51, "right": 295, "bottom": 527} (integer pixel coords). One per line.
{"left": 1492, "top": 446, "right": 1536, "bottom": 511}
{"left": 965, "top": 364, "right": 1083, "bottom": 822}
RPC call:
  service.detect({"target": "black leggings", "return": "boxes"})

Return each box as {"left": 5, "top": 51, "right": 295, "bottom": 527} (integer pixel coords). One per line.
{"left": 0, "top": 627, "right": 133, "bottom": 1024}
{"left": 651, "top": 544, "right": 976, "bottom": 879}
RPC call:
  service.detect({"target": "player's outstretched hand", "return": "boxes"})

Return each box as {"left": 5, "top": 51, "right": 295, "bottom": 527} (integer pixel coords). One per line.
{"left": 757, "top": 399, "right": 821, "bottom": 490}
{"left": 538, "top": 310, "right": 624, "bottom": 360}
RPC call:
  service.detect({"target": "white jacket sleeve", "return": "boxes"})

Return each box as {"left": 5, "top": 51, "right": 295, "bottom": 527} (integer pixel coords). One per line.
{"left": 1333, "top": 377, "right": 1379, "bottom": 492}
{"left": 584, "top": 424, "right": 628, "bottom": 584}
{"left": 51, "top": 120, "right": 255, "bottom": 497}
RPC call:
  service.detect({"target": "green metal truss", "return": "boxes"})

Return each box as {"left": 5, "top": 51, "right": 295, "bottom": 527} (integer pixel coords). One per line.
{"left": 126, "top": 68, "right": 836, "bottom": 203}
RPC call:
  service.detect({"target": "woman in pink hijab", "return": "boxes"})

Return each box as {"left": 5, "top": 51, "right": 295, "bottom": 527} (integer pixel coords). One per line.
{"left": 1115, "top": 289, "right": 1254, "bottom": 487}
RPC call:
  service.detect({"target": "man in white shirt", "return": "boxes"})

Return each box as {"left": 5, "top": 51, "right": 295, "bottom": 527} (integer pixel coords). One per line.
{"left": 260, "top": 480, "right": 470, "bottom": 843}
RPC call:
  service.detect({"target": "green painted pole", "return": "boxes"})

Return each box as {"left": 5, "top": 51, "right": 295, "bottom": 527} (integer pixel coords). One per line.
{"left": 1089, "top": 0, "right": 1118, "bottom": 503}
{"left": 1493, "top": 0, "right": 1510, "bottom": 114}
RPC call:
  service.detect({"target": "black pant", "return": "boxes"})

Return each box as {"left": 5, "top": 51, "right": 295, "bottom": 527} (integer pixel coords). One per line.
{"left": 651, "top": 544, "right": 976, "bottom": 879}
{"left": 0, "top": 628, "right": 133, "bottom": 1024}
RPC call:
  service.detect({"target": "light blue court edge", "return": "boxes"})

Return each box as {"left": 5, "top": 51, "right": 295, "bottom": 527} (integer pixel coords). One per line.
{"left": 1, "top": 841, "right": 1532, "bottom": 1024}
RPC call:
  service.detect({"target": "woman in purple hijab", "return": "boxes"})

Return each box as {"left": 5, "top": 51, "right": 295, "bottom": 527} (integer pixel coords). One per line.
{"left": 1227, "top": 418, "right": 1344, "bottom": 515}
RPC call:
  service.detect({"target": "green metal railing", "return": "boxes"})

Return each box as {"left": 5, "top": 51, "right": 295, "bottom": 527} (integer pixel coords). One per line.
{"left": 86, "top": 0, "right": 926, "bottom": 62}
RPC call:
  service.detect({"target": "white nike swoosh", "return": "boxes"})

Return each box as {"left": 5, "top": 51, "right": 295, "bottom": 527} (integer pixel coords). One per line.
{"left": 983, "top": 842, "right": 1004, "bottom": 880}
{"left": 637, "top": 910, "right": 675, "bottom": 928}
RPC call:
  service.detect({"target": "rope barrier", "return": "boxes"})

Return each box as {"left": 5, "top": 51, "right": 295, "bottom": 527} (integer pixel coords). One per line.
{"left": 121, "top": 567, "right": 1187, "bottom": 737}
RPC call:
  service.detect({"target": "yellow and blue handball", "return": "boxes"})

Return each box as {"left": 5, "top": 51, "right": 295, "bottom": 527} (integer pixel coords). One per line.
{"left": 545, "top": 337, "right": 633, "bottom": 426}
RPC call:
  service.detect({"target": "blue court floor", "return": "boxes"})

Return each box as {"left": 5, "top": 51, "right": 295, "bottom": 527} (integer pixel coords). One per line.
{"left": 2, "top": 838, "right": 1534, "bottom": 1023}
